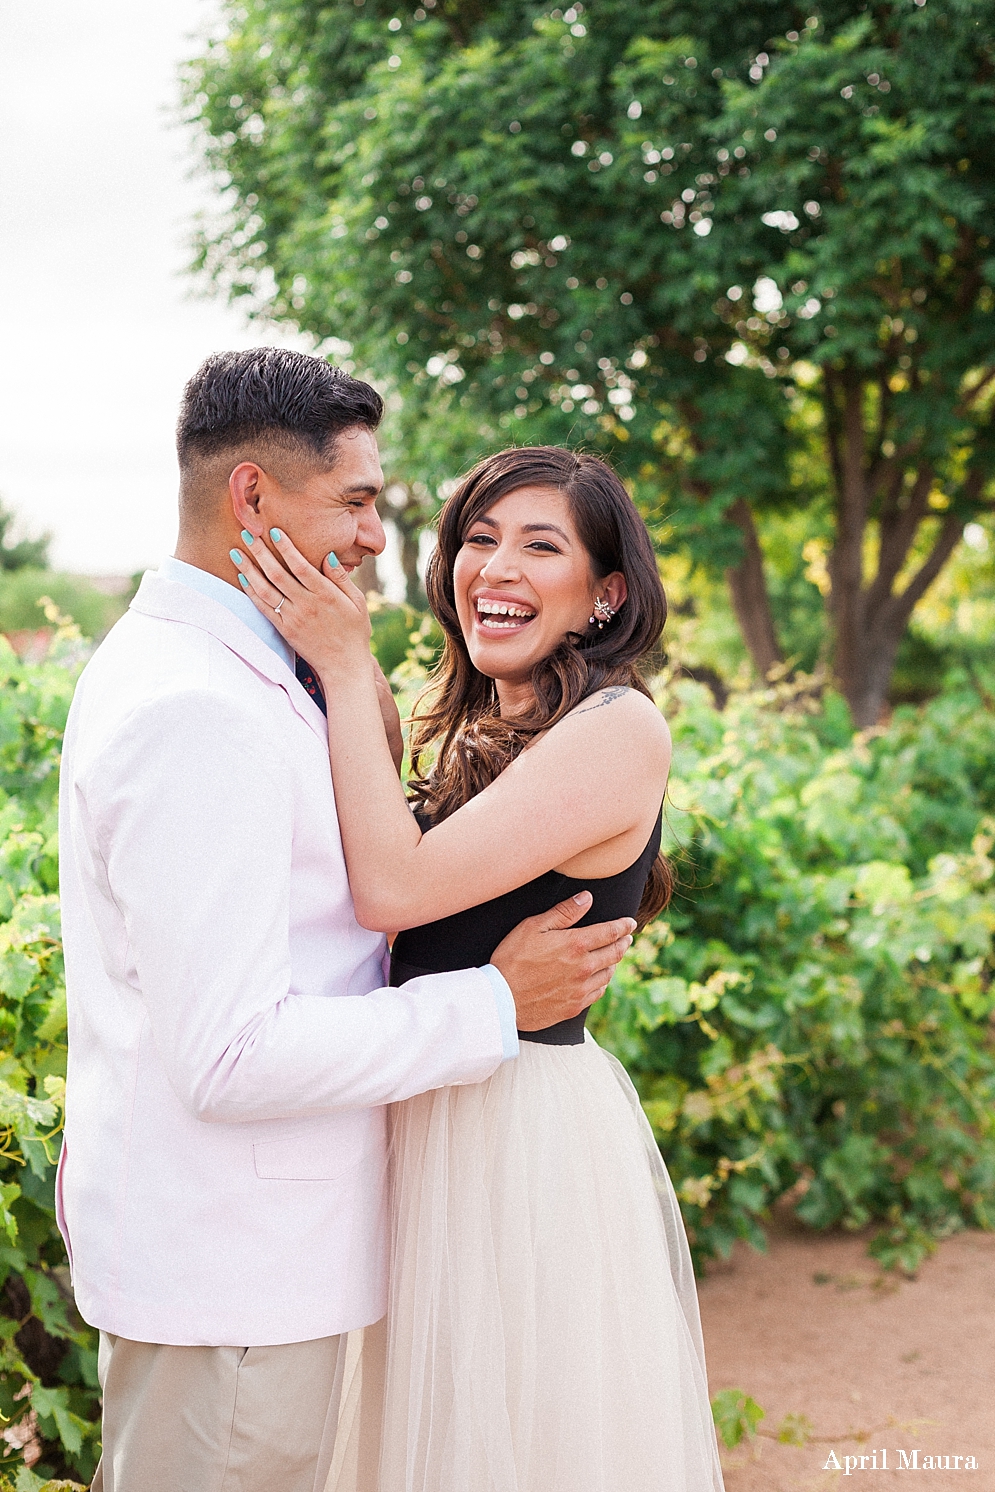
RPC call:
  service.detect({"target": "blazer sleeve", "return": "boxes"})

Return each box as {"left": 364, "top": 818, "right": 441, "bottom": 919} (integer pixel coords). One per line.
{"left": 79, "top": 687, "right": 506, "bottom": 1124}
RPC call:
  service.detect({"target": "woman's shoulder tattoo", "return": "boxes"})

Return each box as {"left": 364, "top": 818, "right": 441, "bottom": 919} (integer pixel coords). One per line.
{"left": 574, "top": 686, "right": 629, "bottom": 716}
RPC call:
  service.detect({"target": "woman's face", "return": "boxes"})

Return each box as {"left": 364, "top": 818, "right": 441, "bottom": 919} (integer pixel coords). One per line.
{"left": 452, "top": 484, "right": 622, "bottom": 692}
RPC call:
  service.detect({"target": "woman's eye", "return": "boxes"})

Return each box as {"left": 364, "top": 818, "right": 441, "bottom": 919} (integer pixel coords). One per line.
{"left": 465, "top": 533, "right": 497, "bottom": 546}
{"left": 526, "top": 541, "right": 560, "bottom": 553}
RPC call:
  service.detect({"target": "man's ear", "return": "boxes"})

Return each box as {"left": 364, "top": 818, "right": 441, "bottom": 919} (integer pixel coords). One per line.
{"left": 229, "top": 462, "right": 268, "bottom": 537}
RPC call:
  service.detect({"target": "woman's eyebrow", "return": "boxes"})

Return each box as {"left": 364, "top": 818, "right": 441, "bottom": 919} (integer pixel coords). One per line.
{"left": 468, "top": 516, "right": 570, "bottom": 541}
{"left": 522, "top": 522, "right": 570, "bottom": 541}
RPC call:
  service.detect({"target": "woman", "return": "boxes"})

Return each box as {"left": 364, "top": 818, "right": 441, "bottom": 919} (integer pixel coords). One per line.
{"left": 232, "top": 447, "right": 724, "bottom": 1492}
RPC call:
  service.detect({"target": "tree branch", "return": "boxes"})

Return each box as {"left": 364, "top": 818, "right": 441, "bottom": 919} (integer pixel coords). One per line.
{"left": 881, "top": 512, "right": 962, "bottom": 632}
{"left": 437, "top": 0, "right": 487, "bottom": 48}
{"left": 958, "top": 366, "right": 995, "bottom": 415}
{"left": 866, "top": 435, "right": 921, "bottom": 511}
{"left": 864, "top": 464, "right": 934, "bottom": 624}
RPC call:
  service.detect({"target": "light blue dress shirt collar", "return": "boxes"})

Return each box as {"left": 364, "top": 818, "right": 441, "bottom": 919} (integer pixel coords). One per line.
{"left": 157, "top": 555, "right": 295, "bottom": 673}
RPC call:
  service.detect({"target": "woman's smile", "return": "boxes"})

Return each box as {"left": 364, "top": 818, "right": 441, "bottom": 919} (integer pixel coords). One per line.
{"left": 472, "top": 590, "right": 539, "bottom": 633}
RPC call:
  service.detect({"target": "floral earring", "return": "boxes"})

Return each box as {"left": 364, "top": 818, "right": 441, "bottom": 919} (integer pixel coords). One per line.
{"left": 589, "top": 596, "right": 616, "bottom": 630}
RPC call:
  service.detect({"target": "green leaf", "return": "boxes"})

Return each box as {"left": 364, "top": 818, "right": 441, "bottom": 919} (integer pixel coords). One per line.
{"left": 645, "top": 976, "right": 691, "bottom": 1019}
{"left": 31, "top": 1385, "right": 87, "bottom": 1456}
{"left": 711, "top": 1387, "right": 766, "bottom": 1448}
{"left": 13, "top": 1468, "right": 45, "bottom": 1492}
{"left": 34, "top": 992, "right": 66, "bottom": 1044}
{"left": 0, "top": 1183, "right": 20, "bottom": 1245}
{"left": 26, "top": 1267, "right": 75, "bottom": 1341}
{"left": 853, "top": 861, "right": 914, "bottom": 912}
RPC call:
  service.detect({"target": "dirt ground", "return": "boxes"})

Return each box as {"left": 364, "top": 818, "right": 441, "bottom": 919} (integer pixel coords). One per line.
{"left": 697, "top": 1216, "right": 995, "bottom": 1491}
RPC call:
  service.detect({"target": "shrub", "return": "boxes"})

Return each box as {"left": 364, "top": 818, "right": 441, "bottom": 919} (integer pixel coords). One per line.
{"left": 0, "top": 1476, "right": 85, "bottom": 1491}
{"left": 369, "top": 598, "right": 441, "bottom": 679}
{"left": 0, "top": 576, "right": 122, "bottom": 646}
{"left": 0, "top": 628, "right": 99, "bottom": 1485}
{"left": 592, "top": 677, "right": 995, "bottom": 1271}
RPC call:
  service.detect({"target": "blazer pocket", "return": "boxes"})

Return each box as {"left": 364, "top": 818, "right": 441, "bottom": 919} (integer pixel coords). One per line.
{"left": 252, "top": 1132, "right": 362, "bottom": 1182}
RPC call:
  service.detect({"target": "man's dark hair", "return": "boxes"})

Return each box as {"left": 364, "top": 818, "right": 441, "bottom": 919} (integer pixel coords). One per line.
{"left": 176, "top": 347, "right": 383, "bottom": 468}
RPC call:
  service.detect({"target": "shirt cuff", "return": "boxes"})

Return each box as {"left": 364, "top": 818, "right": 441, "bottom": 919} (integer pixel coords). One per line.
{"left": 480, "top": 964, "right": 520, "bottom": 1062}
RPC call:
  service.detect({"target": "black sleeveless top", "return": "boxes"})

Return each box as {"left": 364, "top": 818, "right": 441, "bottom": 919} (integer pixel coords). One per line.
{"left": 389, "top": 809, "right": 662, "bottom": 1046}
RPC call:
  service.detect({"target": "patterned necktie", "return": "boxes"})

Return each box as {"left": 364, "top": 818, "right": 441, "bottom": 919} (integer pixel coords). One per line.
{"left": 295, "top": 656, "right": 327, "bottom": 716}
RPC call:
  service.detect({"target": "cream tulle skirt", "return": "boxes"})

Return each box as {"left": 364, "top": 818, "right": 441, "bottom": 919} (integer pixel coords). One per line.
{"left": 328, "top": 1032, "right": 724, "bottom": 1492}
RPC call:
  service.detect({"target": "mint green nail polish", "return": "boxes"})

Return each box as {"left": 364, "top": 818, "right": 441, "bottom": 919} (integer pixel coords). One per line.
{"left": 240, "top": 530, "right": 254, "bottom": 545}
{"left": 237, "top": 574, "right": 249, "bottom": 590}
{"left": 270, "top": 528, "right": 282, "bottom": 542}
{"left": 229, "top": 548, "right": 243, "bottom": 565}
{"left": 327, "top": 551, "right": 340, "bottom": 568}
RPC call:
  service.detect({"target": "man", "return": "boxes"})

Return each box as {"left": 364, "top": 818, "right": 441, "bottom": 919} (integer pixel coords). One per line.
{"left": 58, "top": 347, "right": 635, "bottom": 1492}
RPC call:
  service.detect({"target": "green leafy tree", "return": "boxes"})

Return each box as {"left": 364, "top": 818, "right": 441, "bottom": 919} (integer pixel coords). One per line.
{"left": 0, "top": 505, "right": 50, "bottom": 575}
{"left": 186, "top": 0, "right": 995, "bottom": 724}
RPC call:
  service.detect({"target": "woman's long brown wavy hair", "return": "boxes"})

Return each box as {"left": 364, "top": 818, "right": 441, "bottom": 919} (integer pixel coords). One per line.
{"left": 408, "top": 446, "right": 672, "bottom": 926}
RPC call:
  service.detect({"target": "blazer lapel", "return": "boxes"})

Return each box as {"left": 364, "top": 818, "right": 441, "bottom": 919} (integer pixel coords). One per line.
{"left": 129, "top": 571, "right": 329, "bottom": 741}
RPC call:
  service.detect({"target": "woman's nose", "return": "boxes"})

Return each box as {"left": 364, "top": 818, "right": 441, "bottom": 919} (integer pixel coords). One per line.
{"left": 480, "top": 544, "right": 520, "bottom": 581}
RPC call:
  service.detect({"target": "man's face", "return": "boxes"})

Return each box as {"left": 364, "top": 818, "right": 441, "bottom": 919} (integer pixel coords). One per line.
{"left": 257, "top": 426, "right": 386, "bottom": 575}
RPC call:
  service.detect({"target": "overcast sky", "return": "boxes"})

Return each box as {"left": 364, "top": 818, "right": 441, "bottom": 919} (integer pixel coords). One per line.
{"left": 0, "top": 0, "right": 314, "bottom": 574}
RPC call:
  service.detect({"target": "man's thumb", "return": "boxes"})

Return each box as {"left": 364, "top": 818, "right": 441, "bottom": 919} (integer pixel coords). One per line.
{"left": 539, "top": 890, "right": 592, "bottom": 930}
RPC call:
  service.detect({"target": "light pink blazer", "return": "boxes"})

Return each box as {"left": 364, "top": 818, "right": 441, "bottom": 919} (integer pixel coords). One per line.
{"left": 57, "top": 573, "right": 506, "bottom": 1346}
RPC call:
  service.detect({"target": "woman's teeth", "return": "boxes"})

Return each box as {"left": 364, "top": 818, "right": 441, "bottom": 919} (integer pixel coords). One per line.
{"left": 476, "top": 600, "right": 536, "bottom": 629}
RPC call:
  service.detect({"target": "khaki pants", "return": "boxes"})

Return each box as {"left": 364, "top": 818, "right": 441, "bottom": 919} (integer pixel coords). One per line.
{"left": 91, "top": 1330, "right": 346, "bottom": 1492}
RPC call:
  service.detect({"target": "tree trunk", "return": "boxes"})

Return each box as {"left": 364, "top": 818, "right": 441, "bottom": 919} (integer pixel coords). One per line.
{"left": 400, "top": 522, "right": 422, "bottom": 607}
{"left": 843, "top": 512, "right": 963, "bottom": 727}
{"left": 724, "top": 497, "right": 783, "bottom": 679}
{"left": 823, "top": 364, "right": 968, "bottom": 728}
{"left": 843, "top": 627, "right": 903, "bottom": 730}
